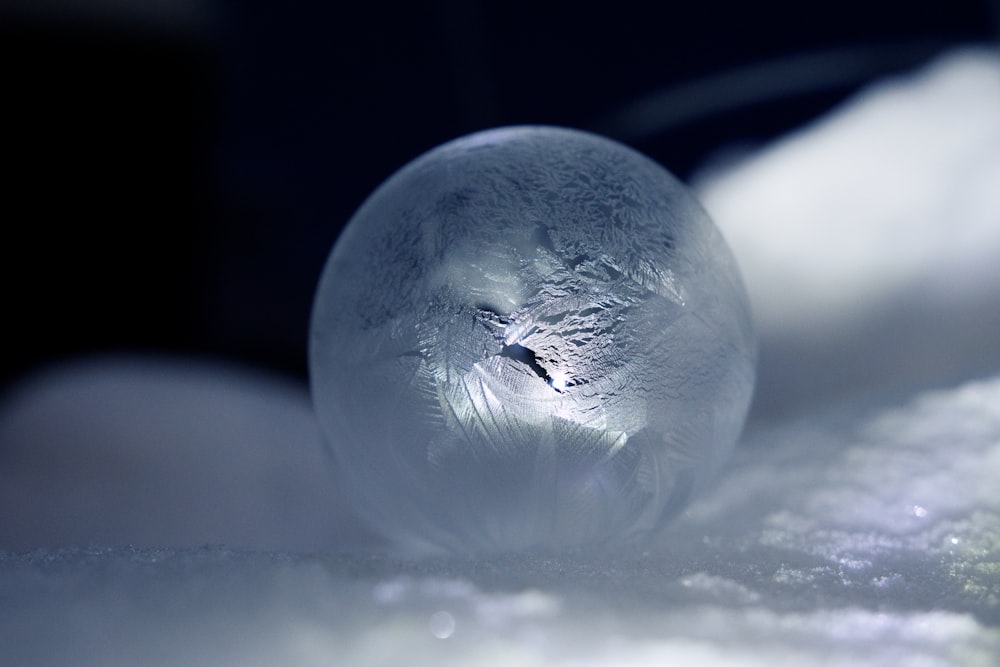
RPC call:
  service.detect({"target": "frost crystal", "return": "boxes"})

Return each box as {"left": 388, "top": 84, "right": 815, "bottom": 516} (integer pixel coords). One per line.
{"left": 310, "top": 126, "right": 755, "bottom": 553}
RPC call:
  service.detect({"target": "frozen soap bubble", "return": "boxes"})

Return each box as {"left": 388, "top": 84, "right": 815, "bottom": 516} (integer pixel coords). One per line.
{"left": 310, "top": 126, "right": 755, "bottom": 554}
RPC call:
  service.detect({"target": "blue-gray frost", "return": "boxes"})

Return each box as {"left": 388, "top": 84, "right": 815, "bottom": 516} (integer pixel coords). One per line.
{"left": 309, "top": 126, "right": 755, "bottom": 553}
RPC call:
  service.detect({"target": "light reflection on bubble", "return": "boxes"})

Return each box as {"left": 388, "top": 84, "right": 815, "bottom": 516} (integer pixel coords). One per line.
{"left": 428, "top": 611, "right": 456, "bottom": 639}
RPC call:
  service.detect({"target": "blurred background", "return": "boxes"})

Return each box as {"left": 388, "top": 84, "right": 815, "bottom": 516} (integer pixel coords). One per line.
{"left": 3, "top": 0, "right": 998, "bottom": 407}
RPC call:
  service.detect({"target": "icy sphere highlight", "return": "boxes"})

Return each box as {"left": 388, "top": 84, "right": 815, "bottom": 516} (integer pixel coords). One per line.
{"left": 310, "top": 126, "right": 755, "bottom": 553}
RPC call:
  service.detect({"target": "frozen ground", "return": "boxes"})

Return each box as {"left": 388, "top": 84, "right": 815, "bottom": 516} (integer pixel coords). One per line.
{"left": 2, "top": 48, "right": 999, "bottom": 665}
{"left": 2, "top": 373, "right": 998, "bottom": 665}
{"left": 695, "top": 47, "right": 1000, "bottom": 417}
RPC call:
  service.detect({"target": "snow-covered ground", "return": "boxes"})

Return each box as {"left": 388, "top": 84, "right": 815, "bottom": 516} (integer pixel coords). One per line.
{"left": 2, "top": 47, "right": 998, "bottom": 665}
{"left": 2, "top": 372, "right": 998, "bottom": 665}
{"left": 695, "top": 47, "right": 1000, "bottom": 417}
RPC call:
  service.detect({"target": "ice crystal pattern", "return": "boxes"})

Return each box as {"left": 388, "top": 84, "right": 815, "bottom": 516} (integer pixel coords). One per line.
{"left": 310, "top": 126, "right": 755, "bottom": 553}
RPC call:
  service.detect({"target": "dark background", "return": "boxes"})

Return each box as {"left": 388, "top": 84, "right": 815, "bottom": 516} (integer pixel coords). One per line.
{"left": 3, "top": 0, "right": 998, "bottom": 395}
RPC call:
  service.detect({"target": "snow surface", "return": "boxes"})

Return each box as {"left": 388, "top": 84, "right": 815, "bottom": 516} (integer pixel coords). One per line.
{"left": 0, "top": 358, "right": 367, "bottom": 553}
{"left": 696, "top": 47, "right": 1000, "bottom": 416}
{"left": 1, "top": 374, "right": 998, "bottom": 665}
{"left": 2, "top": 48, "right": 999, "bottom": 665}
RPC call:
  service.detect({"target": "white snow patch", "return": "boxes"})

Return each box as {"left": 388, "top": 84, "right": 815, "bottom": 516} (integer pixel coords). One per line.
{"left": 696, "top": 47, "right": 1000, "bottom": 414}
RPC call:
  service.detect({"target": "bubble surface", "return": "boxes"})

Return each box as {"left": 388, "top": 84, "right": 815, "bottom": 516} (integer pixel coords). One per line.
{"left": 310, "top": 126, "right": 755, "bottom": 553}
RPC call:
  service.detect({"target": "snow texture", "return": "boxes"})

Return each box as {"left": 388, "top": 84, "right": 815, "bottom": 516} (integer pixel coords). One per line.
{"left": 310, "top": 126, "right": 755, "bottom": 553}
{"left": 696, "top": 47, "right": 1000, "bottom": 417}
{"left": 1, "top": 374, "right": 998, "bottom": 666}
{"left": 0, "top": 357, "right": 370, "bottom": 552}
{"left": 2, "top": 48, "right": 999, "bottom": 666}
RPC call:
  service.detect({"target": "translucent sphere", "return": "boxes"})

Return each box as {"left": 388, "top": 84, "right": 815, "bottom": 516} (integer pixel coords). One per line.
{"left": 310, "top": 126, "right": 755, "bottom": 553}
